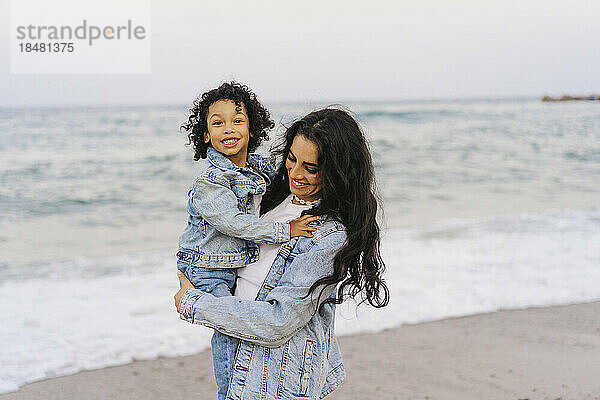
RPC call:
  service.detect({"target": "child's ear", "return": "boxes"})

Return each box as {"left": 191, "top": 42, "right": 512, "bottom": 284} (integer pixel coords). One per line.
{"left": 204, "top": 132, "right": 210, "bottom": 143}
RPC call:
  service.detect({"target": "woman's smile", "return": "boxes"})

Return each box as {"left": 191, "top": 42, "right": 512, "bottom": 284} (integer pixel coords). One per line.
{"left": 290, "top": 178, "right": 309, "bottom": 188}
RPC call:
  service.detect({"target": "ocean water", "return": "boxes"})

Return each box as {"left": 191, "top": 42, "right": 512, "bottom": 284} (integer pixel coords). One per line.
{"left": 0, "top": 99, "right": 599, "bottom": 393}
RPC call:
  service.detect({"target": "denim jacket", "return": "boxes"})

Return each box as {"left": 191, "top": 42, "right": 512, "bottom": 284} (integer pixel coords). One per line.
{"left": 178, "top": 147, "right": 290, "bottom": 268}
{"left": 179, "top": 217, "right": 347, "bottom": 399}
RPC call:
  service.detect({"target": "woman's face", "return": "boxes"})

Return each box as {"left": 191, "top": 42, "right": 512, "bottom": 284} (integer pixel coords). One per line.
{"left": 285, "top": 134, "right": 322, "bottom": 202}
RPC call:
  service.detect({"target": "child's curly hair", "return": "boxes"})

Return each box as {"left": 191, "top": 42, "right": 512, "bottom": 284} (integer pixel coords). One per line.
{"left": 181, "top": 82, "right": 275, "bottom": 160}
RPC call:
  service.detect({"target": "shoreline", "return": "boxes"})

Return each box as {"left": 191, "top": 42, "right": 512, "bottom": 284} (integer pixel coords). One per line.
{"left": 3, "top": 301, "right": 600, "bottom": 400}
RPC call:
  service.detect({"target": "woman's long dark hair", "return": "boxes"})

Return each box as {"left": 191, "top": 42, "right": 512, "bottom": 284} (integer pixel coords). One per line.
{"left": 261, "top": 108, "right": 389, "bottom": 312}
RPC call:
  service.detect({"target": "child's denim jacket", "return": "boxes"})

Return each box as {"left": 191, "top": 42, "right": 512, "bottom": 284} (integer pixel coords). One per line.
{"left": 179, "top": 218, "right": 347, "bottom": 399}
{"left": 178, "top": 146, "right": 290, "bottom": 268}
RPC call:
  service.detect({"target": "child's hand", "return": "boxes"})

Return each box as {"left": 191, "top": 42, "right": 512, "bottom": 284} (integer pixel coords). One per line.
{"left": 290, "top": 215, "right": 320, "bottom": 238}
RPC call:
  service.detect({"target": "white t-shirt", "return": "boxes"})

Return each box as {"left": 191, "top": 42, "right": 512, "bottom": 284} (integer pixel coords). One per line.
{"left": 235, "top": 194, "right": 311, "bottom": 300}
{"left": 252, "top": 195, "right": 262, "bottom": 217}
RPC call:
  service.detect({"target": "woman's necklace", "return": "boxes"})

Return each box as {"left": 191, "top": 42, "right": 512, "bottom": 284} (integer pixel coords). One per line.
{"left": 293, "top": 195, "right": 319, "bottom": 206}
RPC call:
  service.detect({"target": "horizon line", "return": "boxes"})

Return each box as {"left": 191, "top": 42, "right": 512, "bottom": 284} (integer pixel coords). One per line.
{"left": 0, "top": 94, "right": 544, "bottom": 110}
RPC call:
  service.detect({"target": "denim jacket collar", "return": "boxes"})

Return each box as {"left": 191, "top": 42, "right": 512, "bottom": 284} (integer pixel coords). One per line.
{"left": 207, "top": 147, "right": 271, "bottom": 179}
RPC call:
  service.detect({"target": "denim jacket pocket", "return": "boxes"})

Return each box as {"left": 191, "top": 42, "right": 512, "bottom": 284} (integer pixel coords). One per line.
{"left": 275, "top": 338, "right": 318, "bottom": 400}
{"left": 299, "top": 339, "right": 315, "bottom": 397}
{"left": 230, "top": 177, "right": 258, "bottom": 197}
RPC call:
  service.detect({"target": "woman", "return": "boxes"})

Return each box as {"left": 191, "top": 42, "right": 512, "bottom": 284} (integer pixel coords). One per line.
{"left": 174, "top": 108, "right": 389, "bottom": 399}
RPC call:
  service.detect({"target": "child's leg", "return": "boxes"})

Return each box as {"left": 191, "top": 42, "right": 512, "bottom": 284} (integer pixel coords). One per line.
{"left": 177, "top": 252, "right": 237, "bottom": 398}
{"left": 211, "top": 330, "right": 239, "bottom": 400}
{"left": 187, "top": 267, "right": 236, "bottom": 297}
{"left": 176, "top": 251, "right": 236, "bottom": 297}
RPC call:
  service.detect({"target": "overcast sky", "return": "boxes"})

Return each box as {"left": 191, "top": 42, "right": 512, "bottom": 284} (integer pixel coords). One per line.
{"left": 1, "top": 0, "right": 599, "bottom": 107}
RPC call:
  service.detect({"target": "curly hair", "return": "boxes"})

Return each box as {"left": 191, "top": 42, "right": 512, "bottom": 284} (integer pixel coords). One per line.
{"left": 181, "top": 82, "right": 275, "bottom": 160}
{"left": 261, "top": 107, "right": 389, "bottom": 313}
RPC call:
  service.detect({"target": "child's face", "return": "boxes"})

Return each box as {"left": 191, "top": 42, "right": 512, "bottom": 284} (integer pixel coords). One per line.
{"left": 204, "top": 99, "right": 251, "bottom": 167}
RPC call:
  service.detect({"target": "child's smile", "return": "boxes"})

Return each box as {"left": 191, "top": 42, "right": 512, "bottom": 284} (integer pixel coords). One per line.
{"left": 221, "top": 138, "right": 240, "bottom": 147}
{"left": 204, "top": 99, "right": 252, "bottom": 167}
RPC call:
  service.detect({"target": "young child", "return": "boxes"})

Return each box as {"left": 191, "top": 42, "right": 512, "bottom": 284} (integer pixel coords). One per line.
{"left": 177, "top": 82, "right": 317, "bottom": 298}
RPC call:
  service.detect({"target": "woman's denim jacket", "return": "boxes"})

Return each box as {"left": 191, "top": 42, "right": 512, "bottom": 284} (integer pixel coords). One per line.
{"left": 179, "top": 217, "right": 347, "bottom": 399}
{"left": 178, "top": 147, "right": 290, "bottom": 268}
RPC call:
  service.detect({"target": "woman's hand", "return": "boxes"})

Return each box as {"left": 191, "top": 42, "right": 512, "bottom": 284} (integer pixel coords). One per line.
{"left": 174, "top": 271, "right": 194, "bottom": 313}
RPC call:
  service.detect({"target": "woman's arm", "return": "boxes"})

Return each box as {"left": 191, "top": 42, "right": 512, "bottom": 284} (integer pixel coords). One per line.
{"left": 176, "top": 228, "right": 346, "bottom": 348}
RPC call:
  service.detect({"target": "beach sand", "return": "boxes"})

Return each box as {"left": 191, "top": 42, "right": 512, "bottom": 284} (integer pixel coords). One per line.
{"left": 3, "top": 302, "right": 599, "bottom": 400}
